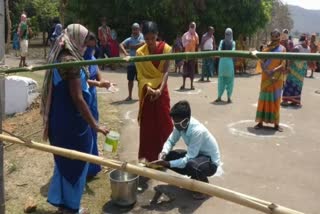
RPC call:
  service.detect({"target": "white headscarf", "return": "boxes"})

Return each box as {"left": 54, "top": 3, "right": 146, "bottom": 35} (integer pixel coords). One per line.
{"left": 41, "top": 24, "right": 89, "bottom": 140}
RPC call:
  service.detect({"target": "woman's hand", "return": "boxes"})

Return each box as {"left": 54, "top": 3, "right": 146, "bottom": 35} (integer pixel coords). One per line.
{"left": 99, "top": 80, "right": 111, "bottom": 89}
{"left": 146, "top": 87, "right": 161, "bottom": 101}
{"left": 151, "top": 89, "right": 161, "bottom": 101}
{"left": 146, "top": 86, "right": 155, "bottom": 95}
{"left": 94, "top": 125, "right": 109, "bottom": 135}
{"left": 150, "top": 160, "right": 169, "bottom": 168}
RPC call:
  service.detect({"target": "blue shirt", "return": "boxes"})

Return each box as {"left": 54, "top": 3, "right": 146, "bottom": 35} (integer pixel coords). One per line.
{"left": 122, "top": 33, "right": 144, "bottom": 57}
{"left": 162, "top": 117, "right": 221, "bottom": 169}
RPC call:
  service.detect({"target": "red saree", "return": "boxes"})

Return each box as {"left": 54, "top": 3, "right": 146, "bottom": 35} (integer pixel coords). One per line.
{"left": 136, "top": 42, "right": 173, "bottom": 161}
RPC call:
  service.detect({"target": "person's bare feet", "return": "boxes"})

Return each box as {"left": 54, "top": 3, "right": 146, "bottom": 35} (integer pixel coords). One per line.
{"left": 254, "top": 123, "right": 263, "bottom": 130}
{"left": 274, "top": 124, "right": 283, "bottom": 132}
{"left": 192, "top": 192, "right": 209, "bottom": 200}
{"left": 214, "top": 98, "right": 222, "bottom": 103}
{"left": 124, "top": 97, "right": 132, "bottom": 101}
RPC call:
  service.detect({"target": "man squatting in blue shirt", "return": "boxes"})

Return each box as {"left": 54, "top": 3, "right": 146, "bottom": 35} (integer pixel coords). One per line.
{"left": 151, "top": 100, "right": 221, "bottom": 200}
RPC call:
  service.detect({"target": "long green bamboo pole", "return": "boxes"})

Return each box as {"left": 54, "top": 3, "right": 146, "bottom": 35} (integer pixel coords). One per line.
{"left": 0, "top": 134, "right": 304, "bottom": 214}
{"left": 0, "top": 51, "right": 320, "bottom": 74}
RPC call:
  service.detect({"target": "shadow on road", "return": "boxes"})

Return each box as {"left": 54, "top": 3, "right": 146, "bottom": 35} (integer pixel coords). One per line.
{"left": 110, "top": 99, "right": 139, "bottom": 106}
{"left": 247, "top": 126, "right": 277, "bottom": 136}
{"left": 102, "top": 201, "right": 135, "bottom": 214}
{"left": 211, "top": 101, "right": 230, "bottom": 106}
{"left": 139, "top": 184, "right": 209, "bottom": 213}
{"left": 40, "top": 179, "right": 51, "bottom": 197}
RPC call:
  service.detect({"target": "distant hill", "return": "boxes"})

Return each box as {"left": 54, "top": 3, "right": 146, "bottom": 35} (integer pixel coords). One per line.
{"left": 288, "top": 5, "right": 320, "bottom": 34}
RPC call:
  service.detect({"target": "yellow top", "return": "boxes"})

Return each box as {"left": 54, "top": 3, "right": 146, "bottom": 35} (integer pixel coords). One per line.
{"left": 135, "top": 43, "right": 172, "bottom": 123}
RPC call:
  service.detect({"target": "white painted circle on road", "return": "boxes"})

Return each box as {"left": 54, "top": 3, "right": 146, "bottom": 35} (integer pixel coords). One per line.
{"left": 124, "top": 110, "right": 138, "bottom": 123}
{"left": 228, "top": 120, "right": 295, "bottom": 139}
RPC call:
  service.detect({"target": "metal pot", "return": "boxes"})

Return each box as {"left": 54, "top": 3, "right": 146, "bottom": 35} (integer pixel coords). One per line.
{"left": 109, "top": 169, "right": 139, "bottom": 206}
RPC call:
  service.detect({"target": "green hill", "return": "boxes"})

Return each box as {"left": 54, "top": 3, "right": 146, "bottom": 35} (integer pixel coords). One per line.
{"left": 288, "top": 5, "right": 320, "bottom": 34}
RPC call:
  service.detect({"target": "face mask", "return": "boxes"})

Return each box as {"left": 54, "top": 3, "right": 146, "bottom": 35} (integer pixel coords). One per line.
{"left": 173, "top": 118, "right": 190, "bottom": 131}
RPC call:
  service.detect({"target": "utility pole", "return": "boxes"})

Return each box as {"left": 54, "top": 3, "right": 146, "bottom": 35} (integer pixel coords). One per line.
{"left": 0, "top": 0, "right": 6, "bottom": 213}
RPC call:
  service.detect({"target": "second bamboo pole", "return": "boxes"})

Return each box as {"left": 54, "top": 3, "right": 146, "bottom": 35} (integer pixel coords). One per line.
{"left": 0, "top": 134, "right": 304, "bottom": 214}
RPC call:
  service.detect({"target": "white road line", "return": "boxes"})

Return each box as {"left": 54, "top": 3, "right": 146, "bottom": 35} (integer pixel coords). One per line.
{"left": 227, "top": 120, "right": 295, "bottom": 139}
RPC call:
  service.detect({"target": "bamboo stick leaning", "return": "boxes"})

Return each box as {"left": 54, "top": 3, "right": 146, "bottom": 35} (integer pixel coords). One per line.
{"left": 0, "top": 134, "right": 304, "bottom": 214}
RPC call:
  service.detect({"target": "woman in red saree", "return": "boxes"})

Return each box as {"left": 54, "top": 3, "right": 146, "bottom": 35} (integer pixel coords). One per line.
{"left": 135, "top": 21, "right": 173, "bottom": 162}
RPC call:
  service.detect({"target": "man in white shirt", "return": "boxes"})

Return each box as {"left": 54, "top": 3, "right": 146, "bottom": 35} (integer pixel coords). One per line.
{"left": 151, "top": 100, "right": 221, "bottom": 200}
{"left": 199, "top": 26, "right": 217, "bottom": 81}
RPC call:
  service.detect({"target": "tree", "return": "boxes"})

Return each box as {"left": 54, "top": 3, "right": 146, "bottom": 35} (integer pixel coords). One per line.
{"left": 31, "top": 0, "right": 59, "bottom": 44}
{"left": 64, "top": 0, "right": 272, "bottom": 43}
{"left": 254, "top": 0, "right": 294, "bottom": 48}
{"left": 5, "top": 0, "right": 12, "bottom": 54}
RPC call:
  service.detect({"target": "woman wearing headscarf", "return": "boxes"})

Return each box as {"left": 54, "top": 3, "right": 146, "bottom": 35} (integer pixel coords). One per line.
{"left": 282, "top": 34, "right": 310, "bottom": 107}
{"left": 50, "top": 22, "right": 63, "bottom": 47}
{"left": 83, "top": 32, "right": 114, "bottom": 178}
{"left": 135, "top": 21, "right": 173, "bottom": 162}
{"left": 41, "top": 24, "right": 108, "bottom": 214}
{"left": 214, "top": 28, "right": 236, "bottom": 103}
{"left": 308, "top": 34, "right": 318, "bottom": 78}
{"left": 254, "top": 29, "right": 286, "bottom": 132}
{"left": 181, "top": 22, "right": 199, "bottom": 90}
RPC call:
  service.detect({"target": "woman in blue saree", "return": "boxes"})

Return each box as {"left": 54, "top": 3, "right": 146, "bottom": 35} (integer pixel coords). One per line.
{"left": 41, "top": 24, "right": 108, "bottom": 214}
{"left": 84, "top": 32, "right": 113, "bottom": 177}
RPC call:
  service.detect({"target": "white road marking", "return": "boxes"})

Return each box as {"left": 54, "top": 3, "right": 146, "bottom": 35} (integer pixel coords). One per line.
{"left": 227, "top": 120, "right": 295, "bottom": 139}
{"left": 251, "top": 103, "right": 258, "bottom": 107}
{"left": 124, "top": 110, "right": 137, "bottom": 123}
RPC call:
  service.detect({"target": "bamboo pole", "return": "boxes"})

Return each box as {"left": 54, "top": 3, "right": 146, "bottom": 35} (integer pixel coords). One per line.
{"left": 0, "top": 134, "right": 304, "bottom": 214}
{"left": 0, "top": 0, "right": 6, "bottom": 212}
{"left": 0, "top": 51, "right": 320, "bottom": 74}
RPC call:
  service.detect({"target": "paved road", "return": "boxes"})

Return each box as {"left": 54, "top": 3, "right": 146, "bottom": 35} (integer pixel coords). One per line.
{"left": 100, "top": 67, "right": 319, "bottom": 214}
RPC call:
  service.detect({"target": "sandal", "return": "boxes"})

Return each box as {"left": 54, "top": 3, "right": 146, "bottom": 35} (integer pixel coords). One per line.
{"left": 180, "top": 86, "right": 185, "bottom": 90}
{"left": 254, "top": 123, "right": 263, "bottom": 130}
{"left": 190, "top": 86, "right": 195, "bottom": 90}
